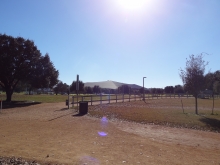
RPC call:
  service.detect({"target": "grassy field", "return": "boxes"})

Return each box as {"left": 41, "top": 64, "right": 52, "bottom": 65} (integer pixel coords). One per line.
{"left": 1, "top": 93, "right": 220, "bottom": 132}
{"left": 0, "top": 93, "right": 136, "bottom": 103}
{"left": 88, "top": 98, "right": 220, "bottom": 132}
{"left": 0, "top": 93, "right": 196, "bottom": 103}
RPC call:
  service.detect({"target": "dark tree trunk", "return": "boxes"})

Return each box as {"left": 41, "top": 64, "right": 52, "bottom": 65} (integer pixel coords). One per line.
{"left": 5, "top": 88, "right": 13, "bottom": 102}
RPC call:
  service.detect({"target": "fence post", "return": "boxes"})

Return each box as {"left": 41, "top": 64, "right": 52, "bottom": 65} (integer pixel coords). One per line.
{"left": 116, "top": 94, "right": 117, "bottom": 103}
{"left": 135, "top": 94, "right": 136, "bottom": 101}
{"left": 82, "top": 96, "right": 84, "bottom": 101}
{"left": 129, "top": 93, "right": 130, "bottom": 102}
{"left": 72, "top": 96, "right": 74, "bottom": 108}
{"left": 100, "top": 94, "right": 102, "bottom": 104}
{"left": 91, "top": 95, "right": 92, "bottom": 106}
{"left": 0, "top": 100, "right": 2, "bottom": 111}
{"left": 123, "top": 94, "right": 124, "bottom": 102}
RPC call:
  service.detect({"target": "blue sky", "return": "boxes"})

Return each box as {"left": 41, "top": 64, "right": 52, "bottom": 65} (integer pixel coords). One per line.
{"left": 1, "top": 0, "right": 219, "bottom": 88}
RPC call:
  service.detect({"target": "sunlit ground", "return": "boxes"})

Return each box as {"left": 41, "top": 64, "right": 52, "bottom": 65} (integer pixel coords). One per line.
{"left": 88, "top": 98, "right": 220, "bottom": 132}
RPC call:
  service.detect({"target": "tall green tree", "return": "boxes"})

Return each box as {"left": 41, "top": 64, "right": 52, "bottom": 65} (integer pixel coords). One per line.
{"left": 174, "top": 85, "right": 184, "bottom": 94}
{"left": 180, "top": 54, "right": 208, "bottom": 114}
{"left": 84, "top": 86, "right": 93, "bottom": 94}
{"left": 70, "top": 80, "right": 84, "bottom": 93}
{"left": 205, "top": 70, "right": 220, "bottom": 114}
{"left": 93, "top": 85, "right": 100, "bottom": 94}
{"left": 53, "top": 81, "right": 69, "bottom": 95}
{"left": 118, "top": 85, "right": 131, "bottom": 94}
{"left": 28, "top": 53, "right": 58, "bottom": 90}
{"left": 164, "top": 86, "right": 174, "bottom": 94}
{"left": 0, "top": 34, "right": 59, "bottom": 101}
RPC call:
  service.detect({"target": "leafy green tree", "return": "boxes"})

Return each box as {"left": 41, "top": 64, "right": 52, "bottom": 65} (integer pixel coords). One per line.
{"left": 151, "top": 88, "right": 157, "bottom": 94}
{"left": 53, "top": 81, "right": 69, "bottom": 95}
{"left": 164, "top": 86, "right": 174, "bottom": 94}
{"left": 180, "top": 54, "right": 208, "bottom": 114}
{"left": 0, "top": 34, "right": 59, "bottom": 101}
{"left": 85, "top": 86, "right": 93, "bottom": 94}
{"left": 93, "top": 85, "right": 100, "bottom": 94}
{"left": 118, "top": 85, "right": 131, "bottom": 94}
{"left": 14, "top": 81, "right": 27, "bottom": 93}
{"left": 204, "top": 71, "right": 220, "bottom": 114}
{"left": 174, "top": 85, "right": 184, "bottom": 94}
{"left": 157, "top": 88, "right": 164, "bottom": 94}
{"left": 28, "top": 54, "right": 58, "bottom": 89}
{"left": 139, "top": 87, "right": 150, "bottom": 94}
{"left": 70, "top": 80, "right": 84, "bottom": 93}
{"left": 214, "top": 81, "right": 220, "bottom": 94}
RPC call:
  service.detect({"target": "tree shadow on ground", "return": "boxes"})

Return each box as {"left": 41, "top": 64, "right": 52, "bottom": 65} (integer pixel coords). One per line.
{"left": 1, "top": 101, "right": 41, "bottom": 109}
{"left": 48, "top": 112, "right": 73, "bottom": 121}
{"left": 199, "top": 116, "right": 220, "bottom": 132}
{"left": 72, "top": 113, "right": 87, "bottom": 117}
{"left": 54, "top": 108, "right": 69, "bottom": 112}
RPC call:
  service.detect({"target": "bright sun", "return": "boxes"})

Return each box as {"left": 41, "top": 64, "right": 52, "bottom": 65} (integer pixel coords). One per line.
{"left": 117, "top": 0, "right": 148, "bottom": 11}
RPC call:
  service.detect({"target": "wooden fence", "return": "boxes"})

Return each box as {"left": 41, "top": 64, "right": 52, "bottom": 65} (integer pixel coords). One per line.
{"left": 70, "top": 94, "right": 202, "bottom": 107}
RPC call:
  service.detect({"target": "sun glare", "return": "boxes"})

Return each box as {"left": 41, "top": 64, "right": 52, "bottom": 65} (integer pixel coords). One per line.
{"left": 117, "top": 0, "right": 148, "bottom": 11}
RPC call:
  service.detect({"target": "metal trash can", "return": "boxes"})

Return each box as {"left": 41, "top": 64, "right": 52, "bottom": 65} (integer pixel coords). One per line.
{"left": 79, "top": 101, "right": 88, "bottom": 114}
{"left": 66, "top": 99, "right": 69, "bottom": 106}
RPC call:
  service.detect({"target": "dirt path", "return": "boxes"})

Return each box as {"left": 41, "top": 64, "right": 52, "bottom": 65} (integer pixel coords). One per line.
{"left": 0, "top": 103, "right": 219, "bottom": 165}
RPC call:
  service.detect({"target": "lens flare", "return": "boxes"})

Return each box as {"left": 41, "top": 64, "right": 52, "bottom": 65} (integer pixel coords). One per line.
{"left": 98, "top": 116, "right": 108, "bottom": 137}
{"left": 80, "top": 156, "right": 100, "bottom": 165}
{"left": 98, "top": 131, "right": 108, "bottom": 136}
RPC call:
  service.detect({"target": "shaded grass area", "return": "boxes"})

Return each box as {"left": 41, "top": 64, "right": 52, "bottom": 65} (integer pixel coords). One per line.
{"left": 1, "top": 101, "right": 41, "bottom": 109}
{"left": 0, "top": 94, "right": 69, "bottom": 103}
{"left": 88, "top": 98, "right": 220, "bottom": 132}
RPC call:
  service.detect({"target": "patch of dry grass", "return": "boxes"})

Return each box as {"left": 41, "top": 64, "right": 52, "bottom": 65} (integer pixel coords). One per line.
{"left": 88, "top": 98, "right": 220, "bottom": 132}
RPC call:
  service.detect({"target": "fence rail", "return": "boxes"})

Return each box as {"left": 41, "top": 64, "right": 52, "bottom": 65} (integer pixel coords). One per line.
{"left": 70, "top": 94, "right": 207, "bottom": 107}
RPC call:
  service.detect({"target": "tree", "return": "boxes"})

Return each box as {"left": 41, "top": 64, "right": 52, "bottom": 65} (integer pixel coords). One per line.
{"left": 0, "top": 34, "right": 59, "bottom": 101}
{"left": 118, "top": 85, "right": 131, "bottom": 94}
{"left": 214, "top": 81, "right": 220, "bottom": 94}
{"left": 53, "top": 81, "right": 69, "bottom": 95}
{"left": 151, "top": 88, "right": 157, "bottom": 94}
{"left": 14, "top": 81, "right": 27, "bottom": 93}
{"left": 139, "top": 87, "right": 150, "bottom": 94}
{"left": 205, "top": 71, "right": 220, "bottom": 114}
{"left": 157, "top": 88, "right": 164, "bottom": 94}
{"left": 180, "top": 54, "right": 208, "bottom": 114}
{"left": 164, "top": 86, "right": 174, "bottom": 94}
{"left": 174, "top": 85, "right": 184, "bottom": 94}
{"left": 214, "top": 70, "right": 220, "bottom": 94}
{"left": 70, "top": 80, "right": 84, "bottom": 93}
{"left": 93, "top": 85, "right": 100, "bottom": 94}
{"left": 85, "top": 86, "right": 93, "bottom": 94}
{"left": 28, "top": 53, "right": 58, "bottom": 90}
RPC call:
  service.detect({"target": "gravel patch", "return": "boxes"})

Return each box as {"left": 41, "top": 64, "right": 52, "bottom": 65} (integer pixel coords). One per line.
{"left": 0, "top": 157, "right": 41, "bottom": 165}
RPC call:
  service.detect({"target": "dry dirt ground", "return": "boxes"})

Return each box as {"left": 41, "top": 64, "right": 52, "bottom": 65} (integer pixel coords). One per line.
{"left": 0, "top": 102, "right": 220, "bottom": 165}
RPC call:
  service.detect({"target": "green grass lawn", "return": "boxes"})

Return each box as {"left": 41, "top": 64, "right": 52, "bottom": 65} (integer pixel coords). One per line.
{"left": 88, "top": 98, "right": 220, "bottom": 132}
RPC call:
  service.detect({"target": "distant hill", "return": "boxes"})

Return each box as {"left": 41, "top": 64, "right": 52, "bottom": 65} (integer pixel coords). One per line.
{"left": 84, "top": 80, "right": 143, "bottom": 89}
